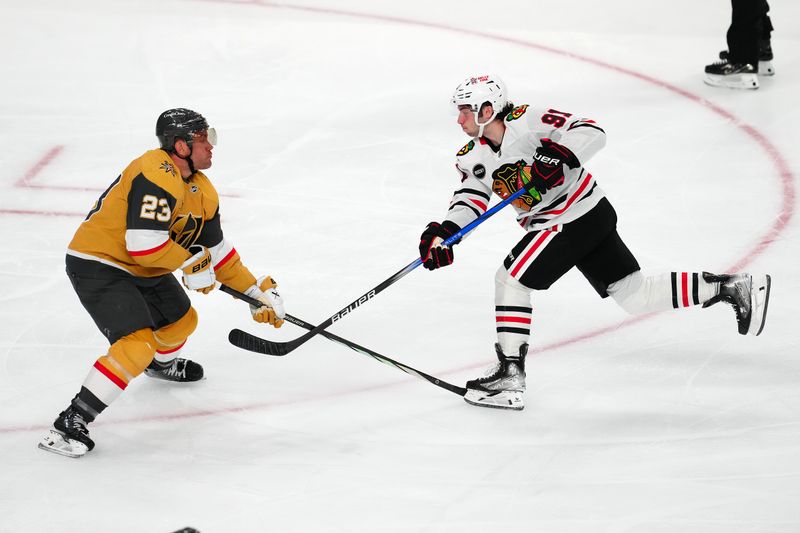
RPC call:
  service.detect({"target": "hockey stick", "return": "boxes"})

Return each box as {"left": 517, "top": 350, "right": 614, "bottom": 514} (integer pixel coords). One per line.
{"left": 230, "top": 184, "right": 531, "bottom": 356}
{"left": 219, "top": 284, "right": 467, "bottom": 396}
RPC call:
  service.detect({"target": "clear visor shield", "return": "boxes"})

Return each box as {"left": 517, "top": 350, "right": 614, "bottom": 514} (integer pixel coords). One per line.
{"left": 453, "top": 103, "right": 494, "bottom": 125}
{"left": 192, "top": 127, "right": 218, "bottom": 146}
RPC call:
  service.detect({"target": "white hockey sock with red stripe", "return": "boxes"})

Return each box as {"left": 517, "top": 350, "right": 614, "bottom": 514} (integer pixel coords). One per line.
{"left": 495, "top": 267, "right": 533, "bottom": 355}
{"left": 153, "top": 340, "right": 186, "bottom": 365}
{"left": 608, "top": 271, "right": 719, "bottom": 314}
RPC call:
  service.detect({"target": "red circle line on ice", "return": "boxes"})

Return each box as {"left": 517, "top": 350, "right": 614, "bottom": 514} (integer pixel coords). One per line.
{"left": 1, "top": 3, "right": 793, "bottom": 434}
{"left": 204, "top": 1, "right": 793, "bottom": 357}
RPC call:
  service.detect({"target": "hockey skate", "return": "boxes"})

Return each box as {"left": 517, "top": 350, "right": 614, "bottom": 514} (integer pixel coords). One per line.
{"left": 38, "top": 406, "right": 95, "bottom": 458}
{"left": 704, "top": 60, "right": 758, "bottom": 89}
{"left": 703, "top": 272, "right": 771, "bottom": 335}
{"left": 464, "top": 343, "right": 527, "bottom": 411}
{"left": 720, "top": 43, "right": 774, "bottom": 76}
{"left": 144, "top": 357, "right": 204, "bottom": 382}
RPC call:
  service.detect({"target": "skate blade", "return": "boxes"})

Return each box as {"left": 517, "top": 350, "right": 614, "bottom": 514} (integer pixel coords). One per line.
{"left": 748, "top": 274, "right": 771, "bottom": 336}
{"left": 759, "top": 60, "right": 775, "bottom": 76}
{"left": 38, "top": 430, "right": 89, "bottom": 458}
{"left": 464, "top": 389, "right": 524, "bottom": 411}
{"left": 704, "top": 73, "right": 759, "bottom": 90}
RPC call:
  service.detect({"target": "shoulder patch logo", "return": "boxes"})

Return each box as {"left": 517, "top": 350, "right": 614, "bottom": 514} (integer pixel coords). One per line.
{"left": 505, "top": 105, "right": 529, "bottom": 122}
{"left": 160, "top": 161, "right": 176, "bottom": 176}
{"left": 457, "top": 140, "right": 475, "bottom": 156}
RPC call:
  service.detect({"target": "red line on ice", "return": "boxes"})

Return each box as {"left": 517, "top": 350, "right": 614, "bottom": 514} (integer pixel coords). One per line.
{"left": 2, "top": 3, "right": 794, "bottom": 434}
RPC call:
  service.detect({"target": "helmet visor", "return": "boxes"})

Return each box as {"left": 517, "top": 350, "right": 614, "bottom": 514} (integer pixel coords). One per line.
{"left": 192, "top": 128, "right": 218, "bottom": 146}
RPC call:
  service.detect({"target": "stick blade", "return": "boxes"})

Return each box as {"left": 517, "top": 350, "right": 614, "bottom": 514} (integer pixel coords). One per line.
{"left": 228, "top": 329, "right": 289, "bottom": 356}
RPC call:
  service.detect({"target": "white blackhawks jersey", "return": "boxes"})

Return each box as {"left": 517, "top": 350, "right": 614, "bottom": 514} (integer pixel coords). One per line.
{"left": 445, "top": 104, "right": 607, "bottom": 232}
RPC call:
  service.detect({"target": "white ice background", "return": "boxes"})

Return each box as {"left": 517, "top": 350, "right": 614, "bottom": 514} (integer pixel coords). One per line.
{"left": 1, "top": 0, "right": 799, "bottom": 531}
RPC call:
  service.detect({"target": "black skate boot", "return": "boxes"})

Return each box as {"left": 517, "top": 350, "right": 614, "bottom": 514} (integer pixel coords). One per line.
{"left": 38, "top": 405, "right": 95, "bottom": 458}
{"left": 464, "top": 343, "right": 527, "bottom": 411}
{"left": 144, "top": 357, "right": 204, "bottom": 382}
{"left": 719, "top": 41, "right": 774, "bottom": 76}
{"left": 704, "top": 60, "right": 758, "bottom": 89}
{"left": 702, "top": 272, "right": 771, "bottom": 336}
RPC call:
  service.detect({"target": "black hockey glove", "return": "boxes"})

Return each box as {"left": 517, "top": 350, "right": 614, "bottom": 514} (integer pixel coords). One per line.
{"left": 419, "top": 220, "right": 461, "bottom": 271}
{"left": 527, "top": 139, "right": 580, "bottom": 195}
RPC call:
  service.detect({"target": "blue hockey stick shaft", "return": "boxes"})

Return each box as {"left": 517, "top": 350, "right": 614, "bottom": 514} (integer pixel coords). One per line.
{"left": 228, "top": 184, "right": 530, "bottom": 356}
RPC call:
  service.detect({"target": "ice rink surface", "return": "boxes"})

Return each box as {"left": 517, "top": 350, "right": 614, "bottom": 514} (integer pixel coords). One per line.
{"left": 1, "top": 0, "right": 799, "bottom": 531}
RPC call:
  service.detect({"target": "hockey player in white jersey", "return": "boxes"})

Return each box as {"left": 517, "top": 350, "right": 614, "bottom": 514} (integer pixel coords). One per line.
{"left": 418, "top": 74, "right": 771, "bottom": 411}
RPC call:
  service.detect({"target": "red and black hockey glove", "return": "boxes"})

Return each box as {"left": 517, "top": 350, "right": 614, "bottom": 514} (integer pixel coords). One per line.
{"left": 527, "top": 139, "right": 580, "bottom": 195}
{"left": 419, "top": 220, "right": 461, "bottom": 271}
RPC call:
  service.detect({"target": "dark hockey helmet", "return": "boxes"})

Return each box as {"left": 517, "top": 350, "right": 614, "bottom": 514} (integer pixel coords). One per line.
{"left": 156, "top": 108, "right": 211, "bottom": 152}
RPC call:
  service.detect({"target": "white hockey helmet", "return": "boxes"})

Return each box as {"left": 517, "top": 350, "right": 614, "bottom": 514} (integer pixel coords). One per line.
{"left": 451, "top": 74, "right": 508, "bottom": 136}
{"left": 451, "top": 75, "right": 508, "bottom": 116}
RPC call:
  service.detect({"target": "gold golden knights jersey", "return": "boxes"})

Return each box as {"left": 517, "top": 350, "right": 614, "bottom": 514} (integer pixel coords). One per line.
{"left": 67, "top": 149, "right": 256, "bottom": 292}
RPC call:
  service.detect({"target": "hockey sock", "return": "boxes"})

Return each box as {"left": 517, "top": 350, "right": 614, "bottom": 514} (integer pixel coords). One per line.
{"left": 152, "top": 339, "right": 186, "bottom": 366}
{"left": 608, "top": 271, "right": 719, "bottom": 315}
{"left": 495, "top": 267, "right": 533, "bottom": 355}
{"left": 69, "top": 386, "right": 107, "bottom": 423}
{"left": 80, "top": 358, "right": 127, "bottom": 412}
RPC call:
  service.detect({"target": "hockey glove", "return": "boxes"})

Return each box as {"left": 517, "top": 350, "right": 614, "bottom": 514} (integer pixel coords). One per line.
{"left": 180, "top": 246, "right": 216, "bottom": 294}
{"left": 419, "top": 220, "right": 461, "bottom": 271}
{"left": 526, "top": 139, "right": 580, "bottom": 195}
{"left": 244, "top": 275, "right": 286, "bottom": 328}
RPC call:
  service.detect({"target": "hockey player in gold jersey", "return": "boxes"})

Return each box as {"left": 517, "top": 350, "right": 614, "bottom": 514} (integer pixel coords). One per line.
{"left": 39, "top": 108, "right": 283, "bottom": 458}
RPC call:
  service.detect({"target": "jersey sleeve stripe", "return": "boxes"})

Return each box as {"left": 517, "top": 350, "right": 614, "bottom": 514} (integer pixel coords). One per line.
{"left": 209, "top": 238, "right": 235, "bottom": 269}
{"left": 125, "top": 228, "right": 171, "bottom": 256}
{"left": 469, "top": 198, "right": 488, "bottom": 211}
{"left": 128, "top": 240, "right": 170, "bottom": 257}
{"left": 449, "top": 201, "right": 482, "bottom": 218}
{"left": 214, "top": 247, "right": 237, "bottom": 271}
{"left": 457, "top": 188, "right": 491, "bottom": 200}
{"left": 567, "top": 122, "right": 605, "bottom": 134}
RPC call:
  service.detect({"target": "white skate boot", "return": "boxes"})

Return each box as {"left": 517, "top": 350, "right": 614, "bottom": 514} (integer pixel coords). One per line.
{"left": 464, "top": 343, "right": 527, "bottom": 411}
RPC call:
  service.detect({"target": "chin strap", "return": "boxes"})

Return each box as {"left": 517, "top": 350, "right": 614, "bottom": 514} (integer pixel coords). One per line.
{"left": 171, "top": 146, "right": 196, "bottom": 177}
{"left": 476, "top": 110, "right": 498, "bottom": 138}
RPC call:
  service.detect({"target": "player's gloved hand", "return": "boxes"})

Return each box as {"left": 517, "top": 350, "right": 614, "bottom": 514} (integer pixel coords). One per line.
{"left": 244, "top": 275, "right": 285, "bottom": 328}
{"left": 526, "top": 138, "right": 580, "bottom": 195}
{"left": 180, "top": 246, "right": 216, "bottom": 294}
{"left": 419, "top": 221, "right": 461, "bottom": 271}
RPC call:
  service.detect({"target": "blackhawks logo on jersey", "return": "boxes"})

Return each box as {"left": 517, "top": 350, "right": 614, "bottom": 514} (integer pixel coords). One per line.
{"left": 170, "top": 212, "right": 204, "bottom": 248}
{"left": 457, "top": 140, "right": 475, "bottom": 156}
{"left": 505, "top": 105, "right": 529, "bottom": 122}
{"left": 492, "top": 160, "right": 541, "bottom": 212}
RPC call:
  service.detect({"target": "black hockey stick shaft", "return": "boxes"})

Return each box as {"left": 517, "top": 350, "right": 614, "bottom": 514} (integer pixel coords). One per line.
{"left": 229, "top": 185, "right": 531, "bottom": 356}
{"left": 219, "top": 284, "right": 466, "bottom": 396}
